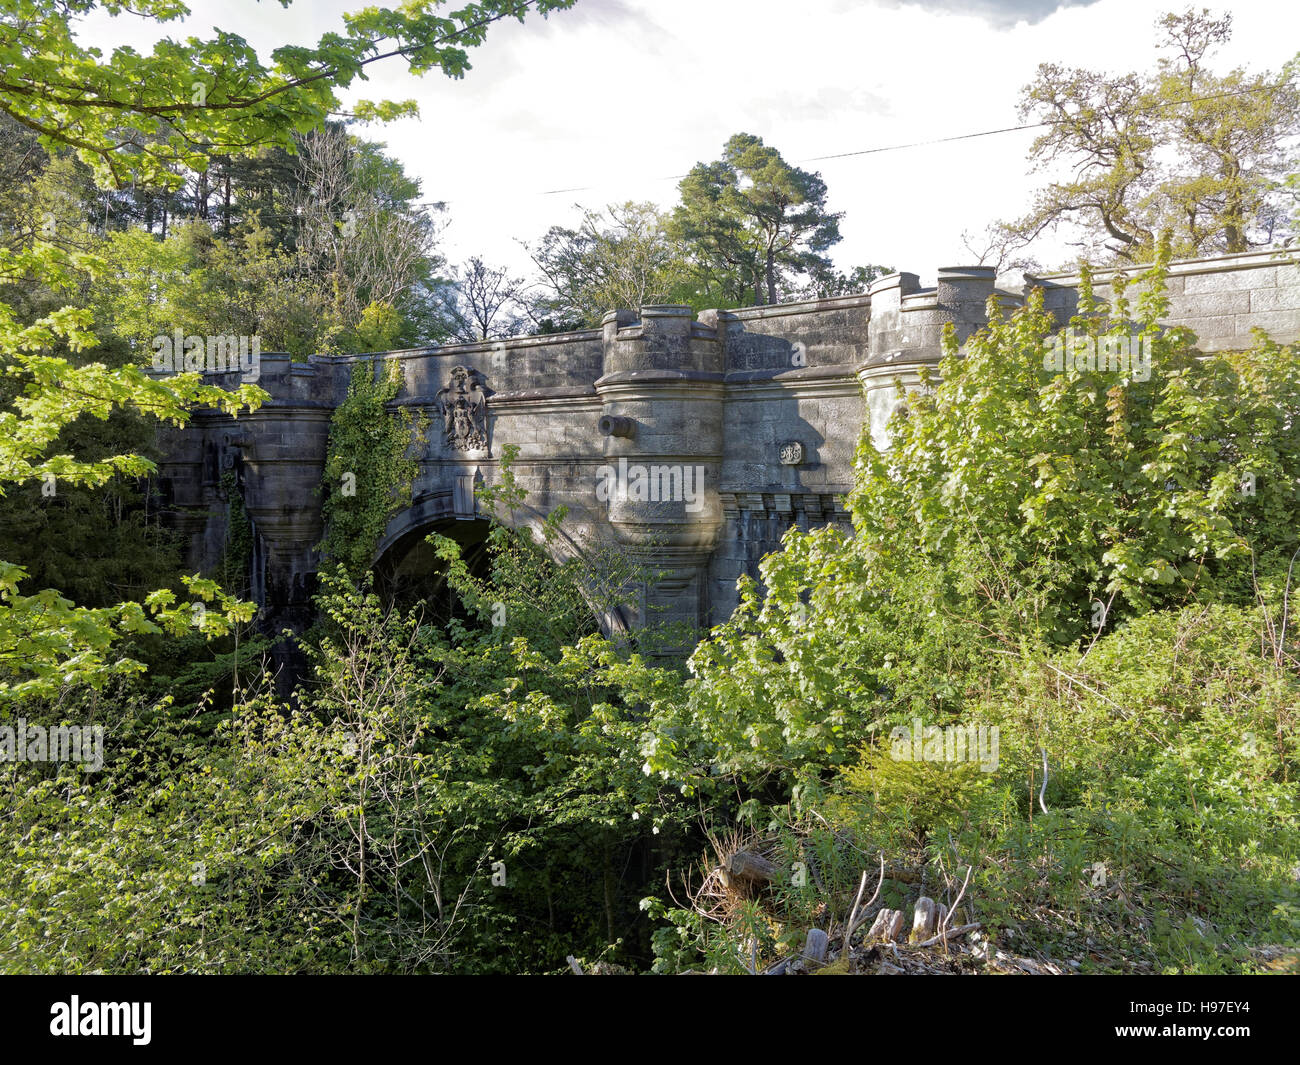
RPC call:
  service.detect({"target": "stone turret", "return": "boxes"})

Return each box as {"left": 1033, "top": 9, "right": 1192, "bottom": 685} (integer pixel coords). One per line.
{"left": 595, "top": 305, "right": 724, "bottom": 629}
{"left": 858, "top": 265, "right": 1017, "bottom": 451}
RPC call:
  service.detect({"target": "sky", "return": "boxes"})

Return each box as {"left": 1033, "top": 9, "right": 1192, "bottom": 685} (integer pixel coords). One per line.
{"left": 75, "top": 0, "right": 1300, "bottom": 289}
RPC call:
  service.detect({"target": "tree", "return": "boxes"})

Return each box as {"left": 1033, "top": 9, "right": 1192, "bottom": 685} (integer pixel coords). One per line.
{"left": 78, "top": 123, "right": 450, "bottom": 356}
{"left": 441, "top": 256, "right": 528, "bottom": 341}
{"left": 0, "top": 0, "right": 575, "bottom": 190}
{"left": 88, "top": 221, "right": 332, "bottom": 358}
{"left": 0, "top": 0, "right": 574, "bottom": 699}
{"left": 1152, "top": 10, "right": 1299, "bottom": 252}
{"left": 525, "top": 201, "right": 690, "bottom": 326}
{"left": 1003, "top": 8, "right": 1300, "bottom": 264}
{"left": 671, "top": 134, "right": 842, "bottom": 306}
{"left": 292, "top": 125, "right": 447, "bottom": 352}
{"left": 792, "top": 262, "right": 894, "bottom": 300}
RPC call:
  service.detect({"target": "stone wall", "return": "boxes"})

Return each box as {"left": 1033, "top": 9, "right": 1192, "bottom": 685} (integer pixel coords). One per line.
{"left": 156, "top": 248, "right": 1300, "bottom": 635}
{"left": 1032, "top": 250, "right": 1300, "bottom": 352}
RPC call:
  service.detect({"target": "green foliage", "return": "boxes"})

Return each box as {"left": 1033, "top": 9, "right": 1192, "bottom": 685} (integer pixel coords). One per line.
{"left": 0, "top": 678, "right": 403, "bottom": 973}
{"left": 840, "top": 743, "right": 991, "bottom": 844}
{"left": 291, "top": 126, "right": 450, "bottom": 353}
{"left": 525, "top": 201, "right": 699, "bottom": 326}
{"left": 0, "top": 493, "right": 696, "bottom": 972}
{"left": 967, "top": 607, "right": 1299, "bottom": 972}
{"left": 854, "top": 254, "right": 1300, "bottom": 642}
{"left": 90, "top": 222, "right": 329, "bottom": 359}
{"left": 0, "top": 378, "right": 183, "bottom": 609}
{"left": 1005, "top": 12, "right": 1299, "bottom": 263}
{"left": 318, "top": 360, "right": 420, "bottom": 579}
{"left": 636, "top": 259, "right": 1300, "bottom": 973}
{"left": 0, "top": 0, "right": 577, "bottom": 190}
{"left": 5, "top": 0, "right": 1297, "bottom": 979}
{"left": 0, "top": 0, "right": 575, "bottom": 719}
{"left": 218, "top": 468, "right": 254, "bottom": 596}
{"left": 352, "top": 301, "right": 405, "bottom": 352}
{"left": 650, "top": 605, "right": 1299, "bottom": 974}
{"left": 645, "top": 257, "right": 1300, "bottom": 796}
{"left": 794, "top": 263, "right": 895, "bottom": 300}
{"left": 671, "top": 133, "right": 843, "bottom": 306}
{"left": 0, "top": 236, "right": 264, "bottom": 701}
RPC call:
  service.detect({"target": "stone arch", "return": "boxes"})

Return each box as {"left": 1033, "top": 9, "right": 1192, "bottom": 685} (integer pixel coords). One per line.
{"left": 372, "top": 491, "right": 635, "bottom": 635}
{"left": 373, "top": 513, "right": 494, "bottom": 621}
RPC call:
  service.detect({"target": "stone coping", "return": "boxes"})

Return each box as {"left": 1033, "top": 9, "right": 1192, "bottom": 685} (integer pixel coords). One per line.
{"left": 1029, "top": 248, "right": 1297, "bottom": 286}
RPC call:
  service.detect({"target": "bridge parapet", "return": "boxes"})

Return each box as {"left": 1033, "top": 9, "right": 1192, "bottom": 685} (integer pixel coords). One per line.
{"left": 1028, "top": 249, "right": 1300, "bottom": 350}
{"left": 153, "top": 249, "right": 1300, "bottom": 637}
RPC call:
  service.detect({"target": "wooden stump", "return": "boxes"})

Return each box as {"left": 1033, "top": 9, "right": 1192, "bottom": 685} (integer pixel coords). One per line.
{"left": 909, "top": 897, "right": 938, "bottom": 942}
{"left": 803, "top": 928, "right": 829, "bottom": 965}
{"left": 719, "top": 850, "right": 780, "bottom": 891}
{"left": 868, "top": 908, "right": 904, "bottom": 942}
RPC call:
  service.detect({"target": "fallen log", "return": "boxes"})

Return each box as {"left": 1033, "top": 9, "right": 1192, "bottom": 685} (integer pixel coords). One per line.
{"left": 910, "top": 921, "right": 982, "bottom": 949}
{"left": 721, "top": 849, "right": 780, "bottom": 888}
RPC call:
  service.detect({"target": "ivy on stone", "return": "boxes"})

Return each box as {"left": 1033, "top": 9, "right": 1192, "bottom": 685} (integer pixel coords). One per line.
{"left": 318, "top": 360, "right": 420, "bottom": 580}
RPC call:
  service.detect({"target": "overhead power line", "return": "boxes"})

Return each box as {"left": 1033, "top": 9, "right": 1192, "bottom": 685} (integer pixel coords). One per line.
{"left": 450, "top": 77, "right": 1295, "bottom": 204}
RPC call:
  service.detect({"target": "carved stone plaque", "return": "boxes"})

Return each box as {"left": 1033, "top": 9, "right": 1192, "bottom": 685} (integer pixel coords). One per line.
{"left": 778, "top": 440, "right": 804, "bottom": 466}
{"left": 436, "top": 366, "right": 489, "bottom": 452}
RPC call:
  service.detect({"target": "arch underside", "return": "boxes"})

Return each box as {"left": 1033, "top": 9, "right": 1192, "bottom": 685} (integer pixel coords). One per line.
{"left": 373, "top": 487, "right": 635, "bottom": 635}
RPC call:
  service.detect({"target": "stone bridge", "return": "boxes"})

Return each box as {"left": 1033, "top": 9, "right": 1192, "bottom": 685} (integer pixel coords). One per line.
{"left": 156, "top": 249, "right": 1300, "bottom": 637}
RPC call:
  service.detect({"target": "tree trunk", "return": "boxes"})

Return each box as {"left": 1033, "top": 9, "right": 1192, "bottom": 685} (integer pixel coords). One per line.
{"left": 1223, "top": 164, "right": 1246, "bottom": 252}
{"left": 719, "top": 849, "right": 780, "bottom": 890}
{"left": 602, "top": 838, "right": 616, "bottom": 945}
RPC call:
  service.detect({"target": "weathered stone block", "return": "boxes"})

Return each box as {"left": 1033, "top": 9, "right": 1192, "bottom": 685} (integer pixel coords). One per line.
{"left": 1178, "top": 315, "right": 1239, "bottom": 340}
{"left": 1169, "top": 290, "right": 1251, "bottom": 318}
{"left": 1236, "top": 310, "right": 1300, "bottom": 339}
{"left": 1250, "top": 284, "right": 1300, "bottom": 313}
{"left": 1184, "top": 267, "right": 1275, "bottom": 294}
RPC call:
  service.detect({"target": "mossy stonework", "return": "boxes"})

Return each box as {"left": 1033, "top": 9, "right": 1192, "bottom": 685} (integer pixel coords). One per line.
{"left": 155, "top": 249, "right": 1300, "bottom": 636}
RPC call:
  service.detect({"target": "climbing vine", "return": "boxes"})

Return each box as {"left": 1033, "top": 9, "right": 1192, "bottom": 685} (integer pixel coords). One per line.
{"left": 318, "top": 360, "right": 422, "bottom": 579}
{"left": 219, "top": 467, "right": 255, "bottom": 595}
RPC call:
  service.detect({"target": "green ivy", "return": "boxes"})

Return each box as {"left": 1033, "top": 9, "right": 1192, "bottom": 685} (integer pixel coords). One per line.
{"left": 219, "top": 468, "right": 253, "bottom": 595}
{"left": 317, "top": 360, "right": 421, "bottom": 579}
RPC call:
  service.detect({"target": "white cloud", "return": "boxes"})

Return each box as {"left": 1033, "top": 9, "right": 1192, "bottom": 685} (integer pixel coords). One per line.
{"left": 868, "top": 0, "right": 1105, "bottom": 29}
{"left": 74, "top": 0, "right": 1300, "bottom": 292}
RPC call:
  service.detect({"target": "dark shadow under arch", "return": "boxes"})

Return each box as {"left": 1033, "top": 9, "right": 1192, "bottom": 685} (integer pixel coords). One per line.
{"left": 373, "top": 516, "right": 494, "bottom": 627}
{"left": 374, "top": 493, "right": 636, "bottom": 637}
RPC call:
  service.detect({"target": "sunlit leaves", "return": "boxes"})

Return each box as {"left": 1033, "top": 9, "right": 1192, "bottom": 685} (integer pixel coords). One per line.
{"left": 0, "top": 1, "right": 576, "bottom": 189}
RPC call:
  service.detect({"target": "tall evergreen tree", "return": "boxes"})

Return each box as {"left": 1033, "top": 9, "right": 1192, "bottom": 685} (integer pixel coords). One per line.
{"left": 671, "top": 133, "right": 842, "bottom": 306}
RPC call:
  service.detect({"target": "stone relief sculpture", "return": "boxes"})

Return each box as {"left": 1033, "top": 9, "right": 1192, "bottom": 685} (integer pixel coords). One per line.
{"left": 778, "top": 440, "right": 805, "bottom": 466}
{"left": 436, "top": 365, "right": 489, "bottom": 452}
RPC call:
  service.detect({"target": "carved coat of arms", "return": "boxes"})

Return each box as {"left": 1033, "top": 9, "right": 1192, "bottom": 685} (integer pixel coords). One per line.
{"left": 436, "top": 365, "right": 489, "bottom": 452}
